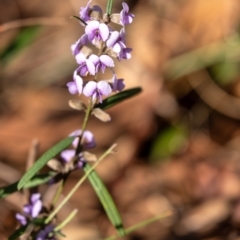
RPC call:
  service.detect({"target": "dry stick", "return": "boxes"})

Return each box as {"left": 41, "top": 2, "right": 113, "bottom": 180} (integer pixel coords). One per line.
{"left": 0, "top": 17, "right": 68, "bottom": 33}
{"left": 23, "top": 139, "right": 39, "bottom": 203}
{"left": 188, "top": 70, "right": 240, "bottom": 120}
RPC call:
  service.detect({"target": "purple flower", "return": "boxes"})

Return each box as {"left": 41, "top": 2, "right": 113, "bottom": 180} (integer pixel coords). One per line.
{"left": 23, "top": 193, "right": 42, "bottom": 218}
{"left": 67, "top": 72, "right": 83, "bottom": 95}
{"left": 120, "top": 2, "right": 134, "bottom": 25}
{"left": 36, "top": 225, "right": 55, "bottom": 240}
{"left": 111, "top": 74, "right": 125, "bottom": 92}
{"left": 71, "top": 34, "right": 88, "bottom": 56}
{"left": 106, "top": 29, "right": 132, "bottom": 60}
{"left": 75, "top": 53, "right": 96, "bottom": 76}
{"left": 70, "top": 129, "right": 96, "bottom": 149}
{"left": 79, "top": 0, "right": 92, "bottom": 22}
{"left": 106, "top": 29, "right": 126, "bottom": 53}
{"left": 83, "top": 81, "right": 112, "bottom": 103}
{"left": 118, "top": 47, "right": 132, "bottom": 60}
{"left": 79, "top": 0, "right": 103, "bottom": 23}
{"left": 85, "top": 21, "right": 109, "bottom": 45}
{"left": 60, "top": 149, "right": 85, "bottom": 169}
{"left": 15, "top": 193, "right": 42, "bottom": 225}
{"left": 90, "top": 54, "right": 114, "bottom": 73}
{"left": 60, "top": 129, "right": 96, "bottom": 169}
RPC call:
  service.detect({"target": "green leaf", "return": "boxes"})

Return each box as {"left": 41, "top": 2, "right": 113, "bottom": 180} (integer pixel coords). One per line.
{"left": 163, "top": 36, "right": 240, "bottom": 80}
{"left": 95, "top": 87, "right": 142, "bottom": 110}
{"left": 210, "top": 61, "right": 239, "bottom": 85}
{"left": 106, "top": 0, "right": 114, "bottom": 15}
{"left": 0, "top": 172, "right": 56, "bottom": 199}
{"left": 0, "top": 26, "right": 39, "bottom": 63}
{"left": 8, "top": 224, "right": 28, "bottom": 240}
{"left": 150, "top": 125, "right": 187, "bottom": 160}
{"left": 17, "top": 137, "right": 74, "bottom": 190}
{"left": 84, "top": 163, "right": 125, "bottom": 237}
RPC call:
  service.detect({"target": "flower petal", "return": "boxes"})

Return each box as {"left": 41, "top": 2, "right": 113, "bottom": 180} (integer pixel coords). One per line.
{"left": 85, "top": 20, "right": 99, "bottom": 35}
{"left": 75, "top": 75, "right": 83, "bottom": 94}
{"left": 16, "top": 213, "right": 27, "bottom": 225}
{"left": 79, "top": 0, "right": 92, "bottom": 22}
{"left": 83, "top": 81, "right": 97, "bottom": 97}
{"left": 31, "top": 193, "right": 41, "bottom": 203}
{"left": 67, "top": 81, "right": 78, "bottom": 95}
{"left": 99, "top": 23, "right": 109, "bottom": 41}
{"left": 75, "top": 52, "right": 86, "bottom": 64}
{"left": 61, "top": 149, "right": 75, "bottom": 163}
{"left": 100, "top": 55, "right": 114, "bottom": 67}
{"left": 106, "top": 31, "right": 119, "bottom": 48}
{"left": 88, "top": 54, "right": 99, "bottom": 65}
{"left": 31, "top": 199, "right": 42, "bottom": 218}
{"left": 122, "top": 2, "right": 129, "bottom": 12}
{"left": 97, "top": 81, "right": 112, "bottom": 96}
{"left": 83, "top": 130, "right": 96, "bottom": 149}
{"left": 86, "top": 59, "right": 96, "bottom": 75}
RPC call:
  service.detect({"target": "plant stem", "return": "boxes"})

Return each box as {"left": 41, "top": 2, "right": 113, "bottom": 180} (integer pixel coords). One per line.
{"left": 44, "top": 144, "right": 116, "bottom": 224}
{"left": 104, "top": 211, "right": 173, "bottom": 240}
{"left": 54, "top": 209, "right": 78, "bottom": 231}
{"left": 76, "top": 98, "right": 93, "bottom": 155}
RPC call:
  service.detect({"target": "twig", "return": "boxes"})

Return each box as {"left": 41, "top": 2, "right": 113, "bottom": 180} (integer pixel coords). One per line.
{"left": 188, "top": 70, "right": 240, "bottom": 120}
{"left": 0, "top": 17, "right": 68, "bottom": 33}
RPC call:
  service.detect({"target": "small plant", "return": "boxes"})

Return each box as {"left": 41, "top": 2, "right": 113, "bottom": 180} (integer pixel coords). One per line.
{"left": 0, "top": 1, "right": 170, "bottom": 239}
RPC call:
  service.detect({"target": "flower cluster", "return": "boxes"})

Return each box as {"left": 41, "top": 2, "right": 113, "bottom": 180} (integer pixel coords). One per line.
{"left": 60, "top": 129, "right": 96, "bottom": 169}
{"left": 47, "top": 129, "right": 96, "bottom": 177}
{"left": 67, "top": 0, "right": 134, "bottom": 103}
{"left": 15, "top": 193, "right": 56, "bottom": 239}
{"left": 16, "top": 193, "right": 42, "bottom": 226}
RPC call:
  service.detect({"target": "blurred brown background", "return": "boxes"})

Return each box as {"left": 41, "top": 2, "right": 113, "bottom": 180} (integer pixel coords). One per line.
{"left": 2, "top": 0, "right": 240, "bottom": 239}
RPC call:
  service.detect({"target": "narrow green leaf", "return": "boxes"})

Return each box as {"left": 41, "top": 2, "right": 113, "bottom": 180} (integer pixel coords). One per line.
{"left": 0, "top": 172, "right": 56, "bottom": 199}
{"left": 8, "top": 224, "right": 28, "bottom": 240}
{"left": 17, "top": 137, "right": 74, "bottom": 190}
{"left": 95, "top": 87, "right": 142, "bottom": 110}
{"left": 0, "top": 26, "right": 39, "bottom": 63}
{"left": 84, "top": 163, "right": 125, "bottom": 237}
{"left": 106, "top": 0, "right": 114, "bottom": 15}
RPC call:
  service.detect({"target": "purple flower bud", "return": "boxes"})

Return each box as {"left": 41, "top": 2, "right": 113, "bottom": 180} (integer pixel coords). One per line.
{"left": 85, "top": 21, "right": 109, "bottom": 45}
{"left": 120, "top": 2, "right": 134, "bottom": 25}
{"left": 16, "top": 193, "right": 43, "bottom": 225}
{"left": 15, "top": 213, "right": 27, "bottom": 225}
{"left": 23, "top": 193, "right": 42, "bottom": 218}
{"left": 83, "top": 81, "right": 112, "bottom": 103}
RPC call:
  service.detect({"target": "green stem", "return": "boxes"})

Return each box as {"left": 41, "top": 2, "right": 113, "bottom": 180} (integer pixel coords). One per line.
{"left": 106, "top": 0, "right": 114, "bottom": 16}
{"left": 104, "top": 211, "right": 172, "bottom": 240}
{"left": 76, "top": 98, "right": 93, "bottom": 155}
{"left": 44, "top": 144, "right": 116, "bottom": 224}
{"left": 54, "top": 209, "right": 78, "bottom": 231}
{"left": 52, "top": 180, "right": 64, "bottom": 206}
